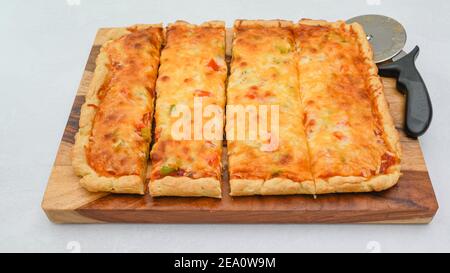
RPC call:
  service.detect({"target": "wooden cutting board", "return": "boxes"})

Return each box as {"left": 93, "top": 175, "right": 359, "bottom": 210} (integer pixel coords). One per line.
{"left": 41, "top": 28, "right": 438, "bottom": 224}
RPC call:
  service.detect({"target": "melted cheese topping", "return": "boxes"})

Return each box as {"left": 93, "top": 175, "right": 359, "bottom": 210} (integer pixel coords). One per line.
{"left": 227, "top": 24, "right": 312, "bottom": 182}
{"left": 86, "top": 27, "right": 163, "bottom": 177}
{"left": 150, "top": 22, "right": 227, "bottom": 180}
{"left": 294, "top": 23, "right": 398, "bottom": 179}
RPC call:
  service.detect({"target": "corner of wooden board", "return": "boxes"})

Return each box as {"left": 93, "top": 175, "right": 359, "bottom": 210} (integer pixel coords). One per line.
{"left": 42, "top": 205, "right": 104, "bottom": 224}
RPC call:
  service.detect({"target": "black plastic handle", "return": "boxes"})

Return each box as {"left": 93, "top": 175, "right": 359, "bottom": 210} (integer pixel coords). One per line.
{"left": 378, "top": 46, "right": 432, "bottom": 138}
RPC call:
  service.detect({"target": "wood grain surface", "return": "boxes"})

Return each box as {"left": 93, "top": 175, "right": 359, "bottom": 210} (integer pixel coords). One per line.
{"left": 41, "top": 28, "right": 438, "bottom": 224}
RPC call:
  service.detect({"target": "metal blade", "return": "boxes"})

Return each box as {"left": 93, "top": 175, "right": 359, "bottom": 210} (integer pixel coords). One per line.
{"left": 346, "top": 15, "right": 407, "bottom": 63}
{"left": 392, "top": 50, "right": 407, "bottom": 62}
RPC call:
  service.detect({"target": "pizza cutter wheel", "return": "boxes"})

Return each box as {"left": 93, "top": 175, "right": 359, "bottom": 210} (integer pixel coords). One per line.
{"left": 346, "top": 14, "right": 432, "bottom": 138}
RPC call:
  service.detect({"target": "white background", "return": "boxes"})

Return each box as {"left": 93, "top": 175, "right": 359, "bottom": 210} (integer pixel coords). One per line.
{"left": 1, "top": 0, "right": 449, "bottom": 252}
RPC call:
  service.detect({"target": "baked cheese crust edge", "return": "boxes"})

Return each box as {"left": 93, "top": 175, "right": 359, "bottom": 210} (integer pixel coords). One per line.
{"left": 230, "top": 179, "right": 315, "bottom": 196}
{"left": 298, "top": 19, "right": 402, "bottom": 194}
{"left": 150, "top": 177, "right": 222, "bottom": 198}
{"left": 72, "top": 24, "right": 163, "bottom": 195}
{"left": 148, "top": 20, "right": 226, "bottom": 198}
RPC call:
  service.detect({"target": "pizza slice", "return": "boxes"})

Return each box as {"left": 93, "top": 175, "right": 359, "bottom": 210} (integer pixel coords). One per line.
{"left": 293, "top": 19, "right": 402, "bottom": 193}
{"left": 227, "top": 20, "right": 314, "bottom": 196}
{"left": 149, "top": 21, "right": 227, "bottom": 198}
{"left": 72, "top": 24, "right": 163, "bottom": 194}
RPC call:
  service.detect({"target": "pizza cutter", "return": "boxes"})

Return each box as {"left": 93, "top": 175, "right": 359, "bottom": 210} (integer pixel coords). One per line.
{"left": 346, "top": 14, "right": 432, "bottom": 138}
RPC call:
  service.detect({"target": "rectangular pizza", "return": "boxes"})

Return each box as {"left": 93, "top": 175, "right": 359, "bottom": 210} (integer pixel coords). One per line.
{"left": 227, "top": 20, "right": 315, "bottom": 196}
{"left": 72, "top": 24, "right": 163, "bottom": 194}
{"left": 149, "top": 21, "right": 227, "bottom": 198}
{"left": 293, "top": 19, "right": 402, "bottom": 193}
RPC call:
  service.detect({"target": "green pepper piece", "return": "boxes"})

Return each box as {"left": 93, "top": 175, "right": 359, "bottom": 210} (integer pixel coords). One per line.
{"left": 271, "top": 170, "right": 282, "bottom": 177}
{"left": 169, "top": 104, "right": 176, "bottom": 114}
{"left": 275, "top": 44, "right": 290, "bottom": 54}
{"left": 160, "top": 165, "right": 177, "bottom": 176}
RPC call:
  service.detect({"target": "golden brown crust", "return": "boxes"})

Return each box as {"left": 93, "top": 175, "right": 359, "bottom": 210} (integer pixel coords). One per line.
{"left": 168, "top": 20, "right": 225, "bottom": 28}
{"left": 234, "top": 19, "right": 293, "bottom": 28}
{"left": 96, "top": 24, "right": 164, "bottom": 45}
{"left": 315, "top": 173, "right": 401, "bottom": 194}
{"left": 298, "top": 19, "right": 343, "bottom": 27}
{"left": 230, "top": 179, "right": 315, "bottom": 196}
{"left": 80, "top": 174, "right": 145, "bottom": 194}
{"left": 72, "top": 24, "right": 163, "bottom": 195}
{"left": 150, "top": 177, "right": 221, "bottom": 198}
{"left": 296, "top": 19, "right": 401, "bottom": 194}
